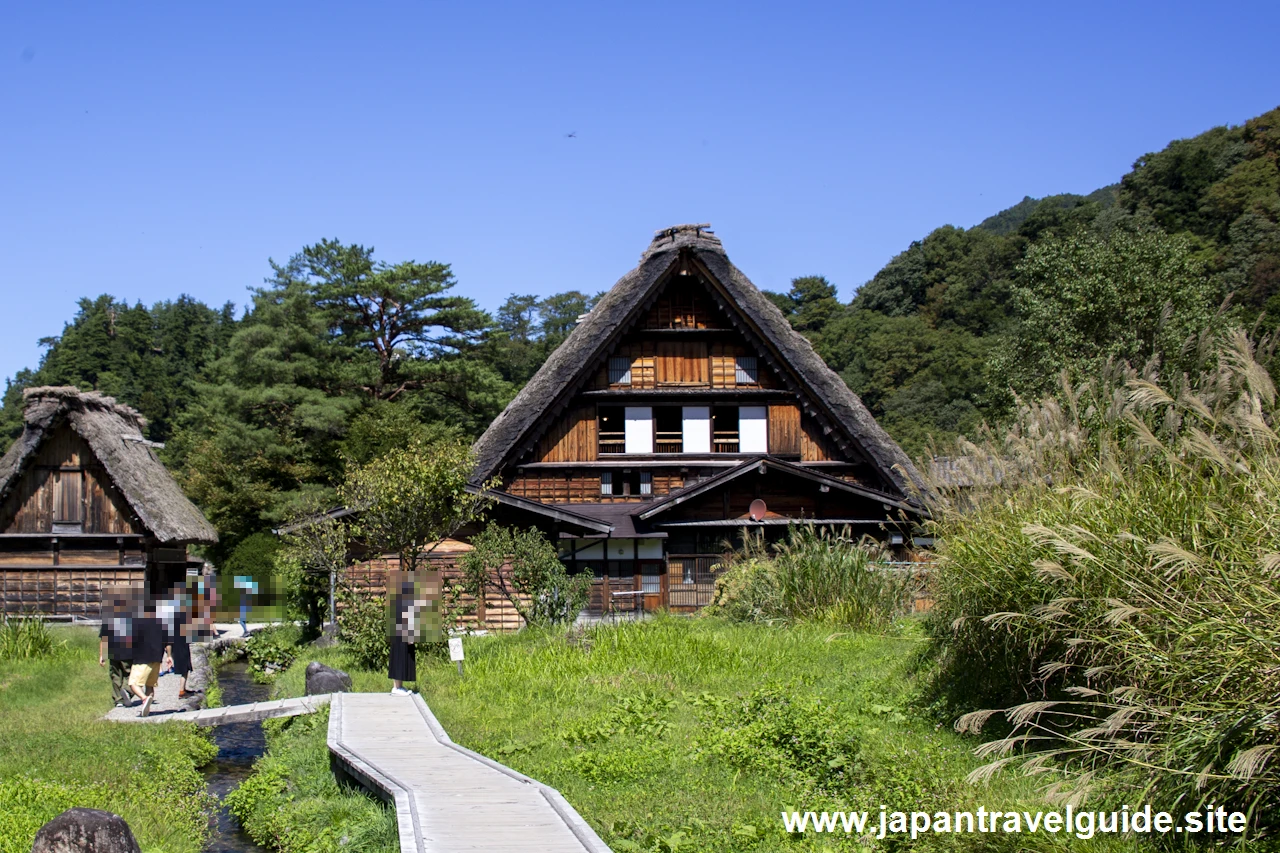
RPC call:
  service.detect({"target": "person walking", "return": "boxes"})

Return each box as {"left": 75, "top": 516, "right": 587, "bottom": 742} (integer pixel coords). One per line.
{"left": 128, "top": 601, "right": 170, "bottom": 717}
{"left": 97, "top": 588, "right": 135, "bottom": 707}
{"left": 160, "top": 584, "right": 196, "bottom": 698}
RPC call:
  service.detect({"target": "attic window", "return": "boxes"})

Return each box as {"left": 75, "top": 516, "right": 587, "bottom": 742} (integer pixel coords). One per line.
{"left": 608, "top": 357, "right": 632, "bottom": 385}
{"left": 600, "top": 472, "right": 613, "bottom": 496}
{"left": 735, "top": 356, "right": 758, "bottom": 385}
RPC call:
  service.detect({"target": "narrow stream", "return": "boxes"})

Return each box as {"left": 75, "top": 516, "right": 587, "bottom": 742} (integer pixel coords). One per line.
{"left": 204, "top": 661, "right": 270, "bottom": 853}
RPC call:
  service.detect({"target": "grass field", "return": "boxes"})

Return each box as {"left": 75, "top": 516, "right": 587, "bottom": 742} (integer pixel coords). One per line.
{"left": 261, "top": 615, "right": 1145, "bottom": 852}
{"left": 0, "top": 625, "right": 215, "bottom": 853}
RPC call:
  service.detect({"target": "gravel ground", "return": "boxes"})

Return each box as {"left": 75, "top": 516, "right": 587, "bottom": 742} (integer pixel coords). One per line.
{"left": 102, "top": 643, "right": 213, "bottom": 722}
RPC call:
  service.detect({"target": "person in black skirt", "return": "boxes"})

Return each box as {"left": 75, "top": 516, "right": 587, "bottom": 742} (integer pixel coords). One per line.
{"left": 388, "top": 573, "right": 417, "bottom": 696}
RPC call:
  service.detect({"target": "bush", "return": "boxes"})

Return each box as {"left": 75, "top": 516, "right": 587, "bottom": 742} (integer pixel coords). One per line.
{"left": 461, "top": 524, "right": 590, "bottom": 627}
{"left": 0, "top": 778, "right": 105, "bottom": 853}
{"left": 338, "top": 592, "right": 390, "bottom": 672}
{"left": 243, "top": 624, "right": 301, "bottom": 681}
{"left": 926, "top": 331, "right": 1280, "bottom": 831}
{"left": 226, "top": 708, "right": 396, "bottom": 853}
{"left": 0, "top": 617, "right": 65, "bottom": 662}
{"left": 707, "top": 526, "right": 909, "bottom": 628}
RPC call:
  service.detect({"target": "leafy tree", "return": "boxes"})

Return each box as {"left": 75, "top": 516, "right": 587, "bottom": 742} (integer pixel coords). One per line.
{"left": 171, "top": 276, "right": 355, "bottom": 554}
{"left": 277, "top": 497, "right": 351, "bottom": 631}
{"left": 996, "top": 228, "right": 1220, "bottom": 396}
{"left": 339, "top": 439, "right": 493, "bottom": 574}
{"left": 460, "top": 524, "right": 590, "bottom": 627}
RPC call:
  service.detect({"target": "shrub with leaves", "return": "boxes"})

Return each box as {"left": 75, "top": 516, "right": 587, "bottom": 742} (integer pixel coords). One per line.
{"left": 460, "top": 524, "right": 590, "bottom": 627}
{"left": 0, "top": 617, "right": 65, "bottom": 662}
{"left": 707, "top": 526, "right": 908, "bottom": 628}
{"left": 927, "top": 330, "right": 1280, "bottom": 830}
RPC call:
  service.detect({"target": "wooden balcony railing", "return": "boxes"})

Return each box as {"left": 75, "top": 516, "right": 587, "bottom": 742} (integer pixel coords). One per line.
{"left": 598, "top": 431, "right": 625, "bottom": 455}
{"left": 713, "top": 431, "right": 739, "bottom": 454}
{"left": 655, "top": 431, "right": 682, "bottom": 453}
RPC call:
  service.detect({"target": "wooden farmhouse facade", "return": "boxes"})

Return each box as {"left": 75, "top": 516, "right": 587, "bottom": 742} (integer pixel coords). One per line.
{"left": 0, "top": 387, "right": 217, "bottom": 616}
{"left": 468, "top": 224, "right": 928, "bottom": 616}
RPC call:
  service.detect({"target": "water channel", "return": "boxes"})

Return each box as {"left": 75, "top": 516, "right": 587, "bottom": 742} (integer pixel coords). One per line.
{"left": 203, "top": 661, "right": 269, "bottom": 853}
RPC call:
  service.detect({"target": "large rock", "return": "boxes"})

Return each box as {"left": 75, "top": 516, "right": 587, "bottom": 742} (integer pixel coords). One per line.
{"left": 305, "top": 661, "right": 352, "bottom": 695}
{"left": 32, "top": 808, "right": 141, "bottom": 853}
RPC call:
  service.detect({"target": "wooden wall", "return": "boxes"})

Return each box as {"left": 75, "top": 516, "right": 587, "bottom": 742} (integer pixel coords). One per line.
{"left": 801, "top": 415, "right": 843, "bottom": 462}
{"left": 768, "top": 403, "right": 801, "bottom": 455}
{"left": 536, "top": 406, "right": 597, "bottom": 463}
{"left": 342, "top": 539, "right": 527, "bottom": 633}
{"left": 587, "top": 339, "right": 780, "bottom": 390}
{"left": 657, "top": 473, "right": 883, "bottom": 522}
{"left": 0, "top": 566, "right": 146, "bottom": 617}
{"left": 506, "top": 471, "right": 685, "bottom": 503}
{"left": 0, "top": 426, "right": 142, "bottom": 536}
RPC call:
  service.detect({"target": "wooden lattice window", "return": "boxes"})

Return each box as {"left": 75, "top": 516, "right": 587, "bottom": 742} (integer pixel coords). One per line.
{"left": 735, "top": 356, "right": 758, "bottom": 385}
{"left": 608, "top": 357, "right": 633, "bottom": 385}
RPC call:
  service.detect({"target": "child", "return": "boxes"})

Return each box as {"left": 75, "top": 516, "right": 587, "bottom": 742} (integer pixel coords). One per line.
{"left": 128, "top": 601, "right": 170, "bottom": 717}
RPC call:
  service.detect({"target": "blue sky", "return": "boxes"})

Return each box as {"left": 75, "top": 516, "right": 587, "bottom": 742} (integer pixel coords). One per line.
{"left": 2, "top": 1, "right": 1277, "bottom": 384}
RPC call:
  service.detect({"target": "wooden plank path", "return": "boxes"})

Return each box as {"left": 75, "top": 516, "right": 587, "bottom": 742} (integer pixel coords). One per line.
{"left": 328, "top": 692, "right": 612, "bottom": 853}
{"left": 110, "top": 694, "right": 333, "bottom": 726}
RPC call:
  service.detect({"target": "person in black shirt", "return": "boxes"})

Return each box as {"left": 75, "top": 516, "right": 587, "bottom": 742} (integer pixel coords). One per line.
{"left": 127, "top": 601, "right": 170, "bottom": 717}
{"left": 97, "top": 588, "right": 135, "bottom": 707}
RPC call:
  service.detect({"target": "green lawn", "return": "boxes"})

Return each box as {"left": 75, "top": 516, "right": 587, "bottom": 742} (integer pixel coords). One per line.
{"left": 0, "top": 626, "right": 215, "bottom": 853}
{"left": 263, "top": 616, "right": 1144, "bottom": 852}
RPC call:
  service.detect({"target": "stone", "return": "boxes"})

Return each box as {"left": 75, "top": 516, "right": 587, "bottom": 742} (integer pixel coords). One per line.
{"left": 305, "top": 660, "right": 352, "bottom": 695}
{"left": 32, "top": 808, "right": 141, "bottom": 853}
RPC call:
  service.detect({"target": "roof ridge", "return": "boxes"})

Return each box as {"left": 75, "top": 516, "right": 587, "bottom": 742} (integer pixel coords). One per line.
{"left": 23, "top": 385, "right": 147, "bottom": 431}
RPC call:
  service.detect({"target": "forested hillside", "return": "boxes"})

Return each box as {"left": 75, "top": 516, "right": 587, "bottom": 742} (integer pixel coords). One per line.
{"left": 3, "top": 105, "right": 1276, "bottom": 563}
{"left": 766, "top": 105, "right": 1279, "bottom": 454}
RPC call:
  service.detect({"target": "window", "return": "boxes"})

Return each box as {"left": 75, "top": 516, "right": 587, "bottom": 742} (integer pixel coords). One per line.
{"left": 54, "top": 470, "right": 83, "bottom": 524}
{"left": 682, "top": 406, "right": 711, "bottom": 453}
{"left": 654, "top": 408, "right": 682, "bottom": 453}
{"left": 640, "top": 563, "right": 661, "bottom": 593}
{"left": 639, "top": 472, "right": 653, "bottom": 496}
{"left": 608, "top": 357, "right": 632, "bottom": 385}
{"left": 739, "top": 406, "right": 768, "bottom": 453}
{"left": 598, "top": 406, "right": 625, "bottom": 454}
{"left": 735, "top": 356, "right": 758, "bottom": 384}
{"left": 712, "top": 406, "right": 740, "bottom": 453}
{"left": 600, "top": 472, "right": 613, "bottom": 496}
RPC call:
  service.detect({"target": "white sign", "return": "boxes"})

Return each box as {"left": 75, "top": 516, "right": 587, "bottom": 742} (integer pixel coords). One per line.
{"left": 448, "top": 637, "right": 465, "bottom": 662}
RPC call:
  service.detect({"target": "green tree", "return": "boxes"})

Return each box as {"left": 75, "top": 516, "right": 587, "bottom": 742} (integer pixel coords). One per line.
{"left": 997, "top": 228, "right": 1220, "bottom": 396}
{"left": 460, "top": 524, "right": 590, "bottom": 627}
{"left": 339, "top": 439, "right": 492, "bottom": 574}
{"left": 293, "top": 239, "right": 491, "bottom": 402}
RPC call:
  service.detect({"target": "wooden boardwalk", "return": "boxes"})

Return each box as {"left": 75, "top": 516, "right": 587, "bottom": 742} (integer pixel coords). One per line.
{"left": 328, "top": 692, "right": 611, "bottom": 853}
{"left": 109, "top": 694, "right": 332, "bottom": 726}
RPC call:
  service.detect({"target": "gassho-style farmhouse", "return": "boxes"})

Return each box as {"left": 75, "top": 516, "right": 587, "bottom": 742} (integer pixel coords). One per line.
{"left": 0, "top": 224, "right": 927, "bottom": 625}
{"left": 0, "top": 387, "right": 216, "bottom": 616}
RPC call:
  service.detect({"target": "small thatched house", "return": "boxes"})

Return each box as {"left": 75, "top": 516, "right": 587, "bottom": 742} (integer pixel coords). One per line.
{"left": 0, "top": 387, "right": 217, "bottom": 616}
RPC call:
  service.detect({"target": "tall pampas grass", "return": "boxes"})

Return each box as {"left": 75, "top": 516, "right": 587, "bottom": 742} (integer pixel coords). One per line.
{"left": 926, "top": 330, "right": 1280, "bottom": 832}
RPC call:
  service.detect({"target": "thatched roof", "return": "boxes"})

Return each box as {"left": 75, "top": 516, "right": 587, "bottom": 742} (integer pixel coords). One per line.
{"left": 0, "top": 387, "right": 217, "bottom": 544}
{"left": 471, "top": 224, "right": 928, "bottom": 502}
